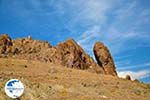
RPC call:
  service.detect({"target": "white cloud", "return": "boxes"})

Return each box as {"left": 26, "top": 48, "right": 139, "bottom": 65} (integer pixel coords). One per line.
{"left": 65, "top": 0, "right": 117, "bottom": 32}
{"left": 114, "top": 0, "right": 137, "bottom": 21}
{"left": 77, "top": 26, "right": 102, "bottom": 54}
{"left": 74, "top": 1, "right": 150, "bottom": 83}
{"left": 74, "top": 0, "right": 150, "bottom": 59}
{"left": 117, "top": 63, "right": 150, "bottom": 71}
{"left": 117, "top": 70, "right": 150, "bottom": 80}
{"left": 74, "top": 0, "right": 145, "bottom": 55}
{"left": 78, "top": 26, "right": 100, "bottom": 44}
{"left": 2, "top": 0, "right": 150, "bottom": 82}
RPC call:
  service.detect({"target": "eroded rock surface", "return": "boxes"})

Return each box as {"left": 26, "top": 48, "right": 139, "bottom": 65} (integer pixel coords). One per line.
{"left": 93, "top": 42, "right": 117, "bottom": 76}
{"left": 0, "top": 34, "right": 118, "bottom": 76}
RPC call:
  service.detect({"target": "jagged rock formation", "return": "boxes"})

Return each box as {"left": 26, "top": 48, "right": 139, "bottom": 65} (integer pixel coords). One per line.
{"left": 93, "top": 42, "right": 117, "bottom": 76}
{"left": 12, "top": 37, "right": 52, "bottom": 54}
{"left": 55, "top": 39, "right": 105, "bottom": 74}
{"left": 0, "top": 34, "right": 118, "bottom": 76}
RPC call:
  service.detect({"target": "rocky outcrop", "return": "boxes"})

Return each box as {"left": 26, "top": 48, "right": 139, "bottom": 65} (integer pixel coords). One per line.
{"left": 0, "top": 34, "right": 118, "bottom": 76}
{"left": 12, "top": 37, "right": 52, "bottom": 54}
{"left": 30, "top": 39, "right": 105, "bottom": 74}
{"left": 54, "top": 39, "right": 105, "bottom": 74}
{"left": 93, "top": 42, "right": 117, "bottom": 76}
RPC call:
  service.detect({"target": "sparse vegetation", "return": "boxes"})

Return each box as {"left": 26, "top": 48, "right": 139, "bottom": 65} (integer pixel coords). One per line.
{"left": 0, "top": 58, "right": 150, "bottom": 100}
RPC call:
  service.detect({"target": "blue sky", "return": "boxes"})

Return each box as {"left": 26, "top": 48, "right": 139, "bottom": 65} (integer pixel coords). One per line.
{"left": 0, "top": 0, "right": 150, "bottom": 83}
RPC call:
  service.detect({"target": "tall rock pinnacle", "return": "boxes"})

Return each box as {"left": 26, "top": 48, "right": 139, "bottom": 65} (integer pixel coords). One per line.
{"left": 93, "top": 42, "right": 117, "bottom": 76}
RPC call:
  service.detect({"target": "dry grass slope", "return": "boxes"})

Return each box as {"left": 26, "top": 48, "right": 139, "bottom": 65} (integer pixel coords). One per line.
{"left": 0, "top": 58, "right": 150, "bottom": 100}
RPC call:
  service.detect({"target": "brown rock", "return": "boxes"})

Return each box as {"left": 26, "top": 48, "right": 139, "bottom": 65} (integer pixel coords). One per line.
{"left": 55, "top": 39, "right": 105, "bottom": 74}
{"left": 93, "top": 42, "right": 117, "bottom": 76}
{"left": 0, "top": 34, "right": 12, "bottom": 54}
{"left": 0, "top": 34, "right": 12, "bottom": 46}
{"left": 1, "top": 34, "right": 119, "bottom": 75}
{"left": 125, "top": 75, "right": 131, "bottom": 80}
{"left": 12, "top": 37, "right": 52, "bottom": 54}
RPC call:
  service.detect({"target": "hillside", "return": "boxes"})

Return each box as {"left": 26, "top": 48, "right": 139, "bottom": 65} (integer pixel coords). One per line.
{"left": 0, "top": 34, "right": 150, "bottom": 100}
{"left": 0, "top": 58, "right": 149, "bottom": 100}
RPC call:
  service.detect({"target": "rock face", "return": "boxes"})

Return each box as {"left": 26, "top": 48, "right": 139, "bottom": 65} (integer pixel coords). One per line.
{"left": 54, "top": 39, "right": 105, "bottom": 74}
{"left": 93, "top": 42, "right": 117, "bottom": 76}
{"left": 0, "top": 34, "right": 118, "bottom": 76}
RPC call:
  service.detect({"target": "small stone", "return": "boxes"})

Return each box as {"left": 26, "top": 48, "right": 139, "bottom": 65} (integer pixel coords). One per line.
{"left": 125, "top": 75, "right": 131, "bottom": 80}
{"left": 24, "top": 65, "right": 28, "bottom": 68}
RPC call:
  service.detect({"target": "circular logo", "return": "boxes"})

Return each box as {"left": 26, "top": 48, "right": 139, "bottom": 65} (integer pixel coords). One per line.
{"left": 5, "top": 79, "right": 24, "bottom": 99}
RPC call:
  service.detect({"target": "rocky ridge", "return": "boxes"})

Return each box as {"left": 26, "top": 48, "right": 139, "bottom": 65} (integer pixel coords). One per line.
{"left": 0, "top": 34, "right": 117, "bottom": 76}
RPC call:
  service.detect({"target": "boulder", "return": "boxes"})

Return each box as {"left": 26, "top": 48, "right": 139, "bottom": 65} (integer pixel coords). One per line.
{"left": 125, "top": 75, "right": 131, "bottom": 80}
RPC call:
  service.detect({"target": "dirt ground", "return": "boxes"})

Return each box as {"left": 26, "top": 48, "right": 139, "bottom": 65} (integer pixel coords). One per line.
{"left": 0, "top": 58, "right": 150, "bottom": 100}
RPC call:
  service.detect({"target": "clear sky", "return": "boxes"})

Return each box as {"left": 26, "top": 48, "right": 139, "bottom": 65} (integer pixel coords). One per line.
{"left": 0, "top": 0, "right": 150, "bottom": 83}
